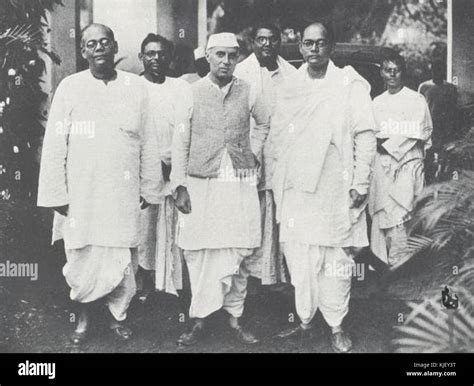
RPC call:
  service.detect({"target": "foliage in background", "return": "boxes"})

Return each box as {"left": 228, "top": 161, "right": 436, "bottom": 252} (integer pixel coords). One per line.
{"left": 392, "top": 131, "right": 474, "bottom": 353}
{"left": 208, "top": 0, "right": 447, "bottom": 89}
{"left": 0, "top": 0, "right": 62, "bottom": 201}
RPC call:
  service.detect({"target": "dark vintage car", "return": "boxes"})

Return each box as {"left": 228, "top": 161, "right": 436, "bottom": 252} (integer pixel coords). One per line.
{"left": 279, "top": 43, "right": 399, "bottom": 99}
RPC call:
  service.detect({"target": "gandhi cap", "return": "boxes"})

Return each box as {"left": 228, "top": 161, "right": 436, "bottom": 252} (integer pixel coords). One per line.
{"left": 206, "top": 33, "right": 239, "bottom": 50}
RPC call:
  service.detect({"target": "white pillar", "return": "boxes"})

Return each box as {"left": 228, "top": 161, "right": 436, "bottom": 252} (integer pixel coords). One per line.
{"left": 198, "top": 0, "right": 207, "bottom": 48}
{"left": 447, "top": 0, "right": 453, "bottom": 83}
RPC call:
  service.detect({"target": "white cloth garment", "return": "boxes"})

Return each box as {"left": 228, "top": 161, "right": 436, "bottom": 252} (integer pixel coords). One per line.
{"left": 282, "top": 242, "right": 353, "bottom": 327}
{"left": 38, "top": 69, "right": 162, "bottom": 250}
{"left": 369, "top": 87, "right": 433, "bottom": 265}
{"left": 171, "top": 75, "right": 268, "bottom": 318}
{"left": 63, "top": 246, "right": 137, "bottom": 321}
{"left": 272, "top": 62, "right": 376, "bottom": 328}
{"left": 272, "top": 61, "right": 376, "bottom": 247}
{"left": 38, "top": 69, "right": 162, "bottom": 320}
{"left": 184, "top": 248, "right": 252, "bottom": 319}
{"left": 234, "top": 54, "right": 295, "bottom": 284}
{"left": 177, "top": 150, "right": 261, "bottom": 250}
{"left": 137, "top": 76, "right": 191, "bottom": 295}
{"left": 235, "top": 53, "right": 296, "bottom": 191}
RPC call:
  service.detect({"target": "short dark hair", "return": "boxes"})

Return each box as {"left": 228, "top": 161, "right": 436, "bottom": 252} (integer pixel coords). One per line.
{"left": 301, "top": 22, "right": 336, "bottom": 44}
{"left": 140, "top": 33, "right": 174, "bottom": 55}
{"left": 431, "top": 59, "right": 446, "bottom": 83}
{"left": 251, "top": 22, "right": 281, "bottom": 40}
{"left": 80, "top": 23, "right": 115, "bottom": 47}
{"left": 382, "top": 51, "right": 406, "bottom": 74}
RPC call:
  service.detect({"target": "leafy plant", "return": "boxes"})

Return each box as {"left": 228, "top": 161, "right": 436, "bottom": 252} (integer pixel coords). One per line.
{"left": 392, "top": 135, "right": 474, "bottom": 353}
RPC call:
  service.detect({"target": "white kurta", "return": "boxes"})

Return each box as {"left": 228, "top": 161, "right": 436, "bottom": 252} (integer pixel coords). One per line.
{"left": 172, "top": 76, "right": 268, "bottom": 251}
{"left": 138, "top": 76, "right": 192, "bottom": 295}
{"left": 38, "top": 70, "right": 162, "bottom": 311}
{"left": 369, "top": 87, "right": 433, "bottom": 265}
{"left": 38, "top": 70, "right": 162, "bottom": 249}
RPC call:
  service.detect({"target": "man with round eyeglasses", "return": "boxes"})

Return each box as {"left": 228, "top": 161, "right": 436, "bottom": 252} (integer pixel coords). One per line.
{"left": 234, "top": 22, "right": 295, "bottom": 289}
{"left": 38, "top": 23, "right": 162, "bottom": 345}
{"left": 270, "top": 22, "right": 377, "bottom": 353}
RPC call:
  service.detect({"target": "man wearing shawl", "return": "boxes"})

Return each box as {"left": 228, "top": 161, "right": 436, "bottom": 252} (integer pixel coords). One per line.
{"left": 369, "top": 53, "right": 432, "bottom": 268}
{"left": 171, "top": 32, "right": 270, "bottom": 346}
{"left": 234, "top": 22, "right": 295, "bottom": 286}
{"left": 37, "top": 24, "right": 162, "bottom": 344}
{"left": 271, "top": 22, "right": 377, "bottom": 352}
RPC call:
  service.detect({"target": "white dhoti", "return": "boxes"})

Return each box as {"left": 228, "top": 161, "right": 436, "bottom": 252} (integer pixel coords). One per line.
{"left": 370, "top": 214, "right": 409, "bottom": 267}
{"left": 137, "top": 196, "right": 183, "bottom": 296}
{"left": 63, "top": 246, "right": 137, "bottom": 321}
{"left": 282, "top": 242, "right": 353, "bottom": 327}
{"left": 184, "top": 248, "right": 252, "bottom": 319}
{"left": 246, "top": 189, "right": 288, "bottom": 284}
{"left": 177, "top": 151, "right": 261, "bottom": 318}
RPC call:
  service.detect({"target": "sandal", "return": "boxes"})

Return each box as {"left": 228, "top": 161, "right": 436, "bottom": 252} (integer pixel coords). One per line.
{"left": 331, "top": 331, "right": 353, "bottom": 353}
{"left": 70, "top": 329, "right": 88, "bottom": 345}
{"left": 110, "top": 325, "right": 133, "bottom": 341}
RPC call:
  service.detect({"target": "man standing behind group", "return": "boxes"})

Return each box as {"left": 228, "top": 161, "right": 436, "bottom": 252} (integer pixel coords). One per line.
{"left": 271, "top": 22, "right": 377, "bottom": 352}
{"left": 369, "top": 53, "right": 432, "bottom": 268}
{"left": 37, "top": 24, "right": 162, "bottom": 344}
{"left": 136, "top": 33, "right": 192, "bottom": 300}
{"left": 171, "top": 33, "right": 270, "bottom": 346}
{"left": 234, "top": 22, "right": 295, "bottom": 286}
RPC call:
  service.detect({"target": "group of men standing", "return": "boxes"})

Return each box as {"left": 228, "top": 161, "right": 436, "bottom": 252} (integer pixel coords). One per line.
{"left": 37, "top": 20, "right": 432, "bottom": 353}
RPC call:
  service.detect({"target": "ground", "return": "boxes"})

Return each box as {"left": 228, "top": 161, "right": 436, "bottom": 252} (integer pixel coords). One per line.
{"left": 0, "top": 199, "right": 451, "bottom": 353}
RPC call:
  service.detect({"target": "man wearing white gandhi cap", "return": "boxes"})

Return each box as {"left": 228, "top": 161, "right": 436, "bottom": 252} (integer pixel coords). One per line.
{"left": 171, "top": 32, "right": 270, "bottom": 345}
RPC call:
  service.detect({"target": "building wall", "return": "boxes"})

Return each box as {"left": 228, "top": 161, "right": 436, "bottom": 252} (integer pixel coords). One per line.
{"left": 93, "top": 0, "right": 157, "bottom": 74}
{"left": 452, "top": 0, "right": 474, "bottom": 106}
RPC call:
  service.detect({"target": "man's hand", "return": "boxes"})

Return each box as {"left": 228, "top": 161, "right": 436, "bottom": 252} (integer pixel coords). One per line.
{"left": 53, "top": 205, "right": 69, "bottom": 216}
{"left": 175, "top": 186, "right": 192, "bottom": 214}
{"left": 349, "top": 189, "right": 367, "bottom": 209}
{"left": 140, "top": 196, "right": 150, "bottom": 210}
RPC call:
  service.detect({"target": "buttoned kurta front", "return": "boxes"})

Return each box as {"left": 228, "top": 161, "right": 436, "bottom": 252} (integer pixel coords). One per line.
{"left": 38, "top": 70, "right": 161, "bottom": 250}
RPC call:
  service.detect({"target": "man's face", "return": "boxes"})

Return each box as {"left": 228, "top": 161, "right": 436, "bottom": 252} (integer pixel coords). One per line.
{"left": 206, "top": 46, "right": 239, "bottom": 80}
{"left": 139, "top": 41, "right": 171, "bottom": 76}
{"left": 299, "top": 24, "right": 333, "bottom": 70}
{"left": 253, "top": 28, "right": 280, "bottom": 64}
{"left": 381, "top": 60, "right": 403, "bottom": 89}
{"left": 81, "top": 25, "right": 117, "bottom": 72}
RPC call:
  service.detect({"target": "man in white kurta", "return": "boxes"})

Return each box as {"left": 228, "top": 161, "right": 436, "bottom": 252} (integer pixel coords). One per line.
{"left": 172, "top": 33, "right": 269, "bottom": 346}
{"left": 136, "top": 34, "right": 193, "bottom": 299}
{"left": 234, "top": 23, "right": 295, "bottom": 286}
{"left": 271, "top": 23, "right": 376, "bottom": 352}
{"left": 369, "top": 54, "right": 432, "bottom": 268}
{"left": 37, "top": 24, "right": 161, "bottom": 344}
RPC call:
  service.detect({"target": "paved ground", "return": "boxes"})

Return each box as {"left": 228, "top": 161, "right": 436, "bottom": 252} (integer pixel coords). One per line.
{"left": 0, "top": 200, "right": 451, "bottom": 353}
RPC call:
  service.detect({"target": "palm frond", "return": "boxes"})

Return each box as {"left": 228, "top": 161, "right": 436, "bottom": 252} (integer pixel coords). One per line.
{"left": 393, "top": 289, "right": 474, "bottom": 353}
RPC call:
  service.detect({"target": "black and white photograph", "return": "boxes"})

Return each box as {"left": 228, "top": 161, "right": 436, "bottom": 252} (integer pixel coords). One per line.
{"left": 0, "top": 0, "right": 472, "bottom": 383}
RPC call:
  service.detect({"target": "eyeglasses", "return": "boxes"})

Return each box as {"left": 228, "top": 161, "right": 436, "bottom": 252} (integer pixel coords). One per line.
{"left": 301, "top": 39, "right": 330, "bottom": 50}
{"left": 143, "top": 51, "right": 165, "bottom": 59}
{"left": 382, "top": 67, "right": 402, "bottom": 75}
{"left": 255, "top": 36, "right": 280, "bottom": 45}
{"left": 84, "top": 38, "right": 113, "bottom": 50}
